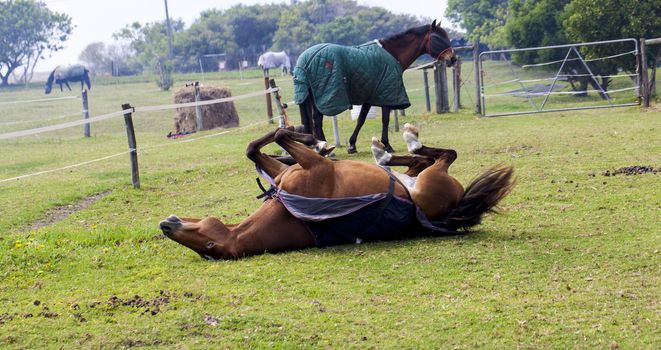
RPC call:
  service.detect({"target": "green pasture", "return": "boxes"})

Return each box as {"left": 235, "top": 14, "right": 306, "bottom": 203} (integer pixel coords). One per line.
{"left": 0, "top": 64, "right": 659, "bottom": 349}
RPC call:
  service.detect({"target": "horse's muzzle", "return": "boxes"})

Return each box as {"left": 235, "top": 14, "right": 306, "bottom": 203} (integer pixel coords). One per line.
{"left": 159, "top": 215, "right": 182, "bottom": 236}
{"left": 446, "top": 56, "right": 457, "bottom": 67}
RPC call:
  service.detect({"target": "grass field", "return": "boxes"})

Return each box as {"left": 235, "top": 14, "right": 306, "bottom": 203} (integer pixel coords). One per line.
{"left": 0, "top": 64, "right": 659, "bottom": 349}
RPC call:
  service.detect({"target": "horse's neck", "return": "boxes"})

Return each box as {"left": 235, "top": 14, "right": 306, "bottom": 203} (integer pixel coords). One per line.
{"left": 380, "top": 34, "right": 426, "bottom": 70}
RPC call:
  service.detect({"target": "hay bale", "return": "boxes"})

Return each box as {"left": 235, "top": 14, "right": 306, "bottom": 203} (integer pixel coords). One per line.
{"left": 173, "top": 86, "right": 239, "bottom": 132}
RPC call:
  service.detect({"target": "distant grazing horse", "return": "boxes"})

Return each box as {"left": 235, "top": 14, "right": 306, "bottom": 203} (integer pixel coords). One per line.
{"left": 44, "top": 64, "right": 91, "bottom": 94}
{"left": 159, "top": 124, "right": 514, "bottom": 260}
{"left": 294, "top": 20, "right": 457, "bottom": 153}
{"left": 258, "top": 51, "right": 292, "bottom": 75}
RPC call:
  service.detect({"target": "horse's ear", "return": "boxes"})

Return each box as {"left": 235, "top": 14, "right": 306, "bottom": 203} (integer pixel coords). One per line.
{"left": 431, "top": 19, "right": 437, "bottom": 28}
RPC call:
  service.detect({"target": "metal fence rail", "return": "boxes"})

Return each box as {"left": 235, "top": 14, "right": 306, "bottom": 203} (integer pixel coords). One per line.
{"left": 478, "top": 38, "right": 640, "bottom": 117}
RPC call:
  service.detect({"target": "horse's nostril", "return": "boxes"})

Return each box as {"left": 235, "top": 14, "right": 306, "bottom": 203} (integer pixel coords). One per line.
{"left": 160, "top": 222, "right": 173, "bottom": 235}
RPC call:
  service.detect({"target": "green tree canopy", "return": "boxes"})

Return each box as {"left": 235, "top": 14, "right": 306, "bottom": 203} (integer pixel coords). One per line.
{"left": 504, "top": 0, "right": 570, "bottom": 64}
{"left": 0, "top": 0, "right": 73, "bottom": 86}
{"left": 445, "top": 0, "right": 508, "bottom": 47}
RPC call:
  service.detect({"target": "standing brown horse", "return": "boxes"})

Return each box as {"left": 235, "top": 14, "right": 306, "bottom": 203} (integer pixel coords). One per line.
{"left": 159, "top": 125, "right": 514, "bottom": 260}
{"left": 295, "top": 20, "right": 457, "bottom": 154}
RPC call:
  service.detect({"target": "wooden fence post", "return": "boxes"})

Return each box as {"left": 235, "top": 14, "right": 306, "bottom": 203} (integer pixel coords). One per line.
{"left": 434, "top": 61, "right": 449, "bottom": 113}
{"left": 122, "top": 103, "right": 140, "bottom": 189}
{"left": 473, "top": 44, "right": 482, "bottom": 114}
{"left": 194, "top": 81, "right": 203, "bottom": 130}
{"left": 82, "top": 89, "right": 90, "bottom": 137}
{"left": 452, "top": 56, "right": 462, "bottom": 112}
{"left": 423, "top": 69, "right": 431, "bottom": 112}
{"left": 269, "top": 79, "right": 289, "bottom": 128}
{"left": 640, "top": 38, "right": 650, "bottom": 108}
{"left": 263, "top": 69, "right": 273, "bottom": 123}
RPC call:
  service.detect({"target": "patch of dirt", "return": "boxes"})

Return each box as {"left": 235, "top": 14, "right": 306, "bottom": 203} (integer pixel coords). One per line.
{"left": 24, "top": 191, "right": 111, "bottom": 232}
{"left": 0, "top": 305, "right": 60, "bottom": 325}
{"left": 102, "top": 290, "right": 204, "bottom": 316}
{"left": 597, "top": 165, "right": 659, "bottom": 177}
{"left": 642, "top": 105, "right": 661, "bottom": 113}
{"left": 119, "top": 339, "right": 163, "bottom": 348}
{"left": 0, "top": 313, "right": 14, "bottom": 325}
{"left": 204, "top": 314, "right": 219, "bottom": 326}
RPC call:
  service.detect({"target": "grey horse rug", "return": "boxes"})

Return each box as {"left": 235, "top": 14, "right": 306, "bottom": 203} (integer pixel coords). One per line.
{"left": 294, "top": 41, "right": 410, "bottom": 116}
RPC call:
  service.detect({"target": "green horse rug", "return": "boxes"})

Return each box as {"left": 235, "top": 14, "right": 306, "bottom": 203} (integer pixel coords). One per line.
{"left": 293, "top": 41, "right": 410, "bottom": 116}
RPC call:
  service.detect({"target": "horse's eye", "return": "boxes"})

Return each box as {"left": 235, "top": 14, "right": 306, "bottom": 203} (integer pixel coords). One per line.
{"left": 206, "top": 241, "right": 216, "bottom": 249}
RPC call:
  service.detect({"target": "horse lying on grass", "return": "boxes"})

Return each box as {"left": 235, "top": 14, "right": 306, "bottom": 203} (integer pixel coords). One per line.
{"left": 159, "top": 125, "right": 515, "bottom": 260}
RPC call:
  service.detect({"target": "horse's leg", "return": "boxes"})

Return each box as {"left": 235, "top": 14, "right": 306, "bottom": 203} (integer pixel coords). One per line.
{"left": 402, "top": 123, "right": 457, "bottom": 163}
{"left": 246, "top": 127, "right": 296, "bottom": 179}
{"left": 59, "top": 83, "right": 64, "bottom": 91}
{"left": 371, "top": 137, "right": 434, "bottom": 177}
{"left": 299, "top": 97, "right": 314, "bottom": 135}
{"left": 347, "top": 103, "right": 372, "bottom": 154}
{"left": 312, "top": 105, "right": 326, "bottom": 142}
{"left": 65, "top": 81, "right": 71, "bottom": 91}
{"left": 274, "top": 128, "right": 329, "bottom": 170}
{"left": 380, "top": 107, "right": 394, "bottom": 153}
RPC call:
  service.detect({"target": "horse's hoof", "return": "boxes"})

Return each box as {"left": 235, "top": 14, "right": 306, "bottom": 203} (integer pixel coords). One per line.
{"left": 347, "top": 145, "right": 357, "bottom": 154}
{"left": 319, "top": 146, "right": 336, "bottom": 157}
{"left": 403, "top": 123, "right": 419, "bottom": 137}
{"left": 371, "top": 137, "right": 385, "bottom": 150}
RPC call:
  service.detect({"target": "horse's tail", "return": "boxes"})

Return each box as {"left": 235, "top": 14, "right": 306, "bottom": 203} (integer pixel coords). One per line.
{"left": 83, "top": 69, "right": 91, "bottom": 90}
{"left": 44, "top": 69, "right": 56, "bottom": 94}
{"left": 439, "top": 165, "right": 515, "bottom": 231}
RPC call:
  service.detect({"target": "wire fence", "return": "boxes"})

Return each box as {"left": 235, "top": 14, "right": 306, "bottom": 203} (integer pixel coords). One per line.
{"left": 0, "top": 58, "right": 465, "bottom": 186}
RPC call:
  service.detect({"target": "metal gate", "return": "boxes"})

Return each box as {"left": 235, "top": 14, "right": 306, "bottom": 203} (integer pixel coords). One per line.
{"left": 478, "top": 38, "right": 640, "bottom": 117}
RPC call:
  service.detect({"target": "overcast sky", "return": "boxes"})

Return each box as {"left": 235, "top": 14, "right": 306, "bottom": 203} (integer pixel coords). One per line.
{"left": 38, "top": 0, "right": 450, "bottom": 71}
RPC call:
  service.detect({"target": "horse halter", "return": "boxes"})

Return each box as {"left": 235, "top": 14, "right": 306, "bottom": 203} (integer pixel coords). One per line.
{"left": 426, "top": 25, "right": 454, "bottom": 61}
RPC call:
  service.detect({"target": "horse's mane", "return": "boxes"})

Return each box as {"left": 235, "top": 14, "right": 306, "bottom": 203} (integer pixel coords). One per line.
{"left": 382, "top": 23, "right": 449, "bottom": 42}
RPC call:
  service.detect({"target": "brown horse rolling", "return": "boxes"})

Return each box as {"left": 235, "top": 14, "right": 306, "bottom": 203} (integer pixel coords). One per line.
{"left": 159, "top": 124, "right": 514, "bottom": 260}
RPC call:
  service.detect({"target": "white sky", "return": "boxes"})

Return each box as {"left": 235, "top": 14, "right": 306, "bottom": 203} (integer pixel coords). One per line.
{"left": 38, "top": 0, "right": 450, "bottom": 71}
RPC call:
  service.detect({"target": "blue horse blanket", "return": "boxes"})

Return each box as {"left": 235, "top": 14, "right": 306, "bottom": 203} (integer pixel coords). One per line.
{"left": 255, "top": 165, "right": 462, "bottom": 247}
{"left": 256, "top": 166, "right": 417, "bottom": 247}
{"left": 293, "top": 41, "right": 410, "bottom": 116}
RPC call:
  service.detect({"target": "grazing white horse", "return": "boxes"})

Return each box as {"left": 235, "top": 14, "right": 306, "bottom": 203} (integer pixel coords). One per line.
{"left": 258, "top": 51, "right": 292, "bottom": 75}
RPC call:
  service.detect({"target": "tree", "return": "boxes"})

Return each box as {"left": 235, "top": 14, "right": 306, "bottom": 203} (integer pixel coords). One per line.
{"left": 563, "top": 0, "right": 661, "bottom": 93}
{"left": 78, "top": 41, "right": 140, "bottom": 76}
{"left": 505, "top": 0, "right": 570, "bottom": 62}
{"left": 0, "top": 0, "right": 73, "bottom": 86}
{"left": 227, "top": 5, "right": 282, "bottom": 57}
{"left": 272, "top": 0, "right": 423, "bottom": 56}
{"left": 182, "top": 9, "right": 238, "bottom": 71}
{"left": 314, "top": 16, "right": 368, "bottom": 45}
{"left": 445, "top": 0, "right": 508, "bottom": 47}
{"left": 114, "top": 19, "right": 185, "bottom": 89}
{"left": 79, "top": 42, "right": 109, "bottom": 74}
{"left": 272, "top": 7, "right": 317, "bottom": 56}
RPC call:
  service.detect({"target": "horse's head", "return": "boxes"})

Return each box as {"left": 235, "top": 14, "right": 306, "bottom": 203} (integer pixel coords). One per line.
{"left": 159, "top": 215, "right": 236, "bottom": 260}
{"left": 44, "top": 68, "right": 56, "bottom": 94}
{"left": 429, "top": 20, "right": 457, "bottom": 67}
